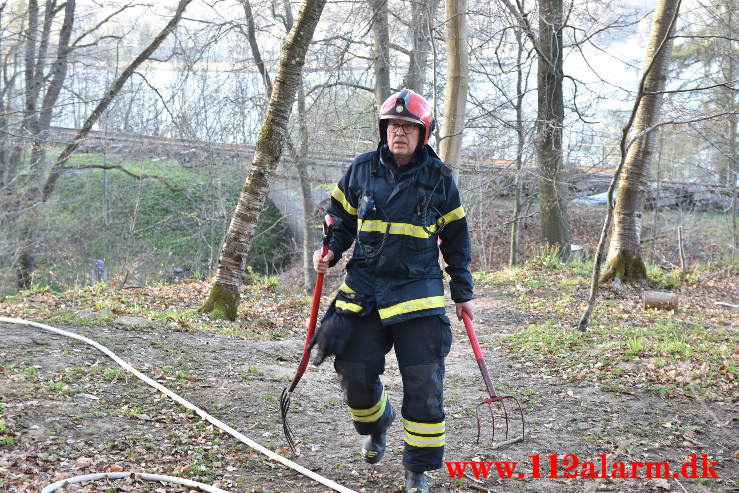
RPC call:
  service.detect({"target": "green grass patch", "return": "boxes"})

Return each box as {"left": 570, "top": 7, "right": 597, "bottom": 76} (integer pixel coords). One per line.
{"left": 477, "top": 261, "right": 738, "bottom": 401}
{"left": 0, "top": 419, "right": 14, "bottom": 446}
{"left": 503, "top": 319, "right": 735, "bottom": 400}
{"left": 646, "top": 265, "right": 702, "bottom": 290}
{"left": 0, "top": 278, "right": 298, "bottom": 340}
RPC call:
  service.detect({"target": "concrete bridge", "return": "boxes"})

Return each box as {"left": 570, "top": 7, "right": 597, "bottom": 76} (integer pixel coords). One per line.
{"left": 50, "top": 127, "right": 733, "bottom": 240}
{"left": 50, "top": 127, "right": 357, "bottom": 237}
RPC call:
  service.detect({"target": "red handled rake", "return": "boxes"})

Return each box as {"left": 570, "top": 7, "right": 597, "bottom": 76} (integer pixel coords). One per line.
{"left": 280, "top": 215, "right": 334, "bottom": 456}
{"left": 461, "top": 311, "right": 526, "bottom": 447}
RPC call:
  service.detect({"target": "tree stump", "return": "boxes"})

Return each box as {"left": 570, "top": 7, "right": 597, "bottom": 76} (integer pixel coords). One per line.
{"left": 642, "top": 290, "right": 679, "bottom": 312}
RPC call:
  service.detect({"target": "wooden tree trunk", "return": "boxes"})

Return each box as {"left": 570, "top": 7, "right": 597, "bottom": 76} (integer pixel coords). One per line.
{"left": 720, "top": 3, "right": 736, "bottom": 189}
{"left": 603, "top": 0, "right": 679, "bottom": 282}
{"left": 0, "top": 96, "right": 7, "bottom": 188}
{"left": 404, "top": 0, "right": 440, "bottom": 93}
{"left": 578, "top": 0, "right": 682, "bottom": 331}
{"left": 438, "top": 0, "right": 468, "bottom": 168}
{"left": 15, "top": 0, "right": 75, "bottom": 289}
{"left": 200, "top": 0, "right": 327, "bottom": 320}
{"left": 241, "top": 0, "right": 273, "bottom": 97}
{"left": 368, "top": 0, "right": 390, "bottom": 106}
{"left": 509, "top": 29, "right": 527, "bottom": 267}
{"left": 536, "top": 0, "right": 570, "bottom": 258}
{"left": 296, "top": 85, "right": 316, "bottom": 292}
{"left": 0, "top": 8, "right": 26, "bottom": 241}
{"left": 724, "top": 5, "right": 737, "bottom": 256}
{"left": 23, "top": 0, "right": 39, "bottom": 135}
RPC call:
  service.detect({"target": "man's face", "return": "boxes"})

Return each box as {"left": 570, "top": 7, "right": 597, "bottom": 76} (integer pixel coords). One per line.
{"left": 386, "top": 119, "right": 421, "bottom": 164}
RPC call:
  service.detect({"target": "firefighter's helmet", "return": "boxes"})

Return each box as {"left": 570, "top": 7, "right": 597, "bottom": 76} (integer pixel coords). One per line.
{"left": 378, "top": 89, "right": 436, "bottom": 145}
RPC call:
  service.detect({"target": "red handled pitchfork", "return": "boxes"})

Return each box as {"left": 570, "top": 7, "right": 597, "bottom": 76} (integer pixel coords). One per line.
{"left": 280, "top": 214, "right": 334, "bottom": 455}
{"left": 461, "top": 311, "right": 526, "bottom": 447}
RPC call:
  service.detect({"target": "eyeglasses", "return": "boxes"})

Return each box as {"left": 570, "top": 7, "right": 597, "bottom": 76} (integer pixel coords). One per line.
{"left": 388, "top": 122, "right": 418, "bottom": 134}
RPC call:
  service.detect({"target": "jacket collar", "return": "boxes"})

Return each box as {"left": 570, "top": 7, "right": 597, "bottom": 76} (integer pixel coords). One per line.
{"left": 378, "top": 143, "right": 431, "bottom": 177}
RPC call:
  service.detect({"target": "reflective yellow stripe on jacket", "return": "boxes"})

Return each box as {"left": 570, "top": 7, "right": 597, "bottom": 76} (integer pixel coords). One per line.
{"left": 378, "top": 296, "right": 445, "bottom": 320}
{"left": 336, "top": 299, "right": 362, "bottom": 313}
{"left": 334, "top": 281, "right": 361, "bottom": 312}
{"left": 339, "top": 282, "right": 355, "bottom": 294}
{"left": 331, "top": 186, "right": 357, "bottom": 216}
{"left": 329, "top": 281, "right": 356, "bottom": 302}
{"left": 403, "top": 418, "right": 445, "bottom": 448}
{"left": 349, "top": 389, "right": 387, "bottom": 423}
{"left": 438, "top": 205, "right": 465, "bottom": 226}
{"left": 359, "top": 219, "right": 432, "bottom": 239}
{"left": 357, "top": 205, "right": 465, "bottom": 239}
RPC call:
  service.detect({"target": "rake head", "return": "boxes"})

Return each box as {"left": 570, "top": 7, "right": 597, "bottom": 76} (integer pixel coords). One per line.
{"left": 280, "top": 387, "right": 299, "bottom": 456}
{"left": 475, "top": 394, "right": 526, "bottom": 448}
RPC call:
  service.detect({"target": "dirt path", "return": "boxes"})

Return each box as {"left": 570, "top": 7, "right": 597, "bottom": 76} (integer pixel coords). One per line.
{"left": 1, "top": 287, "right": 736, "bottom": 492}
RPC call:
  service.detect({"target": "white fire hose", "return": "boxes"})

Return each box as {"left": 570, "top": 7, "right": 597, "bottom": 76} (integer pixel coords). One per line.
{"left": 0, "top": 316, "right": 357, "bottom": 493}
{"left": 41, "top": 472, "right": 229, "bottom": 493}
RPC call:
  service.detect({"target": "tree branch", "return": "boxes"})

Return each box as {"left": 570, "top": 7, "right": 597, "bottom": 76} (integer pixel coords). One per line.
{"left": 644, "top": 79, "right": 737, "bottom": 95}
{"left": 671, "top": 34, "right": 739, "bottom": 41}
{"left": 626, "top": 110, "right": 738, "bottom": 153}
{"left": 72, "top": 35, "right": 124, "bottom": 50}
{"left": 71, "top": 164, "right": 181, "bottom": 192}
{"left": 304, "top": 81, "right": 373, "bottom": 97}
{"left": 42, "top": 0, "right": 194, "bottom": 201}
{"left": 71, "top": 3, "right": 149, "bottom": 47}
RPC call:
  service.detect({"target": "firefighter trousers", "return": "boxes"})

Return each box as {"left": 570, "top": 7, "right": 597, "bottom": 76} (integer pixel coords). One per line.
{"left": 333, "top": 311, "right": 453, "bottom": 472}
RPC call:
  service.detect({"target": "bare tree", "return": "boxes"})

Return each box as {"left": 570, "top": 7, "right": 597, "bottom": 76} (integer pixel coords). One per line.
{"left": 535, "top": 0, "right": 570, "bottom": 258}
{"left": 43, "top": 0, "right": 195, "bottom": 199}
{"left": 7, "top": 0, "right": 174, "bottom": 288}
{"left": 438, "top": 0, "right": 469, "bottom": 167}
{"left": 403, "top": 0, "right": 441, "bottom": 93}
{"left": 240, "top": 0, "right": 273, "bottom": 97}
{"left": 509, "top": 27, "right": 531, "bottom": 266}
{"left": 14, "top": 0, "right": 77, "bottom": 287}
{"left": 368, "top": 0, "right": 390, "bottom": 106}
{"left": 199, "top": 0, "right": 327, "bottom": 320}
{"left": 670, "top": 0, "right": 737, "bottom": 257}
{"left": 274, "top": 0, "right": 320, "bottom": 293}
{"left": 601, "top": 0, "right": 681, "bottom": 282}
{"left": 294, "top": 84, "right": 317, "bottom": 291}
{"left": 579, "top": 0, "right": 682, "bottom": 330}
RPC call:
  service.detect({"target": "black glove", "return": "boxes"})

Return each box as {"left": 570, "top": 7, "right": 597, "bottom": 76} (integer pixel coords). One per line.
{"left": 309, "top": 301, "right": 352, "bottom": 366}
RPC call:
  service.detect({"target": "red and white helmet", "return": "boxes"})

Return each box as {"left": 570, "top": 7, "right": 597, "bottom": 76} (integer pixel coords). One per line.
{"left": 378, "top": 89, "right": 436, "bottom": 145}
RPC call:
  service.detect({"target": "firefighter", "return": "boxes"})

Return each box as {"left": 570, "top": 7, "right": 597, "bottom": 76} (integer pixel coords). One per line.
{"left": 311, "top": 89, "right": 474, "bottom": 493}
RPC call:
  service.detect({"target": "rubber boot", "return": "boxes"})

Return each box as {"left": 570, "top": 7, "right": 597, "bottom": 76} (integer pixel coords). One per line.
{"left": 361, "top": 407, "right": 396, "bottom": 464}
{"left": 405, "top": 470, "right": 429, "bottom": 493}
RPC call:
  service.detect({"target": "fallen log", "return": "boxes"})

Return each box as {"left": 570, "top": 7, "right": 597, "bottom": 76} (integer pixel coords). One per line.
{"left": 643, "top": 290, "right": 679, "bottom": 312}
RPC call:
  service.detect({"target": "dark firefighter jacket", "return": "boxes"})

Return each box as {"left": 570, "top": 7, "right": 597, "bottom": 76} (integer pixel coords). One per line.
{"left": 327, "top": 143, "right": 473, "bottom": 326}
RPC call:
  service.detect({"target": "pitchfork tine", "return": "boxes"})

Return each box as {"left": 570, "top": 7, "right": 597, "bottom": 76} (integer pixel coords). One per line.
{"left": 513, "top": 396, "right": 526, "bottom": 440}
{"left": 280, "top": 388, "right": 297, "bottom": 455}
{"left": 475, "top": 404, "right": 482, "bottom": 444}
{"left": 500, "top": 399, "right": 510, "bottom": 440}
{"left": 488, "top": 403, "right": 496, "bottom": 442}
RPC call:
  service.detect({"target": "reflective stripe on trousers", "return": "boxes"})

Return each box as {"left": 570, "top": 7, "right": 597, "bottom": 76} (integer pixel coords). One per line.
{"left": 332, "top": 310, "right": 452, "bottom": 472}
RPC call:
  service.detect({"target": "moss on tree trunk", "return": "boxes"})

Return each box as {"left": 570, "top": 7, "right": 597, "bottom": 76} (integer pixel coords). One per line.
{"left": 601, "top": 250, "right": 647, "bottom": 283}
{"left": 198, "top": 282, "right": 239, "bottom": 321}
